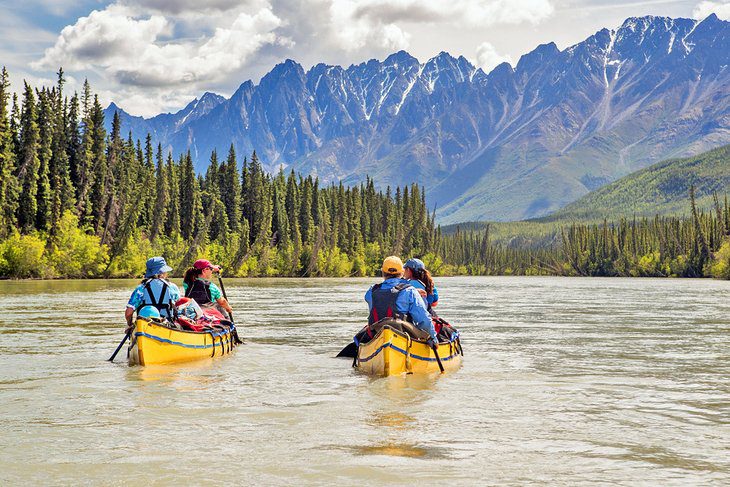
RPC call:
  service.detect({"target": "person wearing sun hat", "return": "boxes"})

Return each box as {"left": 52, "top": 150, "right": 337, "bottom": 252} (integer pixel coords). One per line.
{"left": 124, "top": 256, "right": 181, "bottom": 330}
{"left": 182, "top": 259, "right": 233, "bottom": 316}
{"left": 364, "top": 256, "right": 438, "bottom": 347}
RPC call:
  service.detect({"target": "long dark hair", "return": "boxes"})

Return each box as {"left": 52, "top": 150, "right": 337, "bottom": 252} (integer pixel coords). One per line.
{"left": 411, "top": 268, "right": 434, "bottom": 295}
{"left": 183, "top": 267, "right": 202, "bottom": 289}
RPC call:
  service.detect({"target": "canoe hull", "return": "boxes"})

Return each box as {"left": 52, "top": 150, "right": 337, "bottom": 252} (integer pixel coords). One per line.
{"left": 128, "top": 318, "right": 237, "bottom": 366}
{"left": 356, "top": 326, "right": 462, "bottom": 377}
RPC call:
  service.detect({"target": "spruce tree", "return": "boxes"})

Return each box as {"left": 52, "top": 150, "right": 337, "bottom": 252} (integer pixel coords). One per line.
{"left": 246, "top": 151, "right": 265, "bottom": 244}
{"left": 66, "top": 93, "right": 82, "bottom": 202}
{"left": 88, "top": 96, "right": 108, "bottom": 231}
{"left": 271, "top": 170, "right": 289, "bottom": 244}
{"left": 16, "top": 83, "right": 40, "bottom": 232}
{"left": 285, "top": 170, "right": 301, "bottom": 249}
{"left": 97, "top": 111, "right": 122, "bottom": 241}
{"left": 49, "top": 69, "right": 75, "bottom": 235}
{"left": 149, "top": 144, "right": 168, "bottom": 240}
{"left": 221, "top": 144, "right": 241, "bottom": 232}
{"left": 0, "top": 67, "right": 18, "bottom": 236}
{"left": 35, "top": 89, "right": 52, "bottom": 232}
{"left": 179, "top": 151, "right": 198, "bottom": 240}
{"left": 138, "top": 133, "right": 155, "bottom": 230}
{"left": 299, "top": 176, "right": 314, "bottom": 244}
{"left": 164, "top": 152, "right": 180, "bottom": 236}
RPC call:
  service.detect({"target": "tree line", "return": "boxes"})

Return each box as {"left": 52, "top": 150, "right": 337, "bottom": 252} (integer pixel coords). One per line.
{"left": 0, "top": 69, "right": 442, "bottom": 278}
{"left": 441, "top": 188, "right": 730, "bottom": 279}
{"left": 1, "top": 68, "right": 730, "bottom": 280}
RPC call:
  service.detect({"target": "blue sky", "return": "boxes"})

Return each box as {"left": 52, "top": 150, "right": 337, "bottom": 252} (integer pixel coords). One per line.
{"left": 2, "top": 0, "right": 727, "bottom": 116}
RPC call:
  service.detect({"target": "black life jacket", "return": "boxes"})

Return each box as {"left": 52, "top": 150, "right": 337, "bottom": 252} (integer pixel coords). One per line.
{"left": 137, "top": 278, "right": 174, "bottom": 318}
{"left": 368, "top": 282, "right": 413, "bottom": 325}
{"left": 185, "top": 279, "right": 212, "bottom": 306}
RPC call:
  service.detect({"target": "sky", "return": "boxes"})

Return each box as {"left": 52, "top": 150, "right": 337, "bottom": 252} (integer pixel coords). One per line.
{"left": 2, "top": 0, "right": 729, "bottom": 117}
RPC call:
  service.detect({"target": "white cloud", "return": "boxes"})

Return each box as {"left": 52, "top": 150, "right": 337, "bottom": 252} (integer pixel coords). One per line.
{"left": 329, "top": 0, "right": 410, "bottom": 51}
{"left": 122, "top": 0, "right": 247, "bottom": 14}
{"left": 34, "top": 2, "right": 287, "bottom": 88}
{"left": 26, "top": 0, "right": 555, "bottom": 115}
{"left": 692, "top": 1, "right": 730, "bottom": 20}
{"left": 475, "top": 42, "right": 513, "bottom": 72}
{"left": 329, "top": 0, "right": 553, "bottom": 52}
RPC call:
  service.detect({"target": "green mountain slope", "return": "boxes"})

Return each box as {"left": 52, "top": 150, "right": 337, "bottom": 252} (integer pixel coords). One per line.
{"left": 542, "top": 144, "right": 730, "bottom": 222}
{"left": 441, "top": 144, "right": 730, "bottom": 245}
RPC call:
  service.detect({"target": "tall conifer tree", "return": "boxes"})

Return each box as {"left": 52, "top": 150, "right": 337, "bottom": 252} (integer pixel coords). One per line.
{"left": 0, "top": 67, "right": 18, "bottom": 236}
{"left": 16, "top": 83, "right": 40, "bottom": 232}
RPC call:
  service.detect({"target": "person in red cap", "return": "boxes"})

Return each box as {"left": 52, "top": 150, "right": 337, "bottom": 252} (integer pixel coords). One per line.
{"left": 182, "top": 259, "right": 233, "bottom": 316}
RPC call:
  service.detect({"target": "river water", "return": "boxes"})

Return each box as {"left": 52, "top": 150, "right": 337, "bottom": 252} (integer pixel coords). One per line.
{"left": 0, "top": 277, "right": 728, "bottom": 485}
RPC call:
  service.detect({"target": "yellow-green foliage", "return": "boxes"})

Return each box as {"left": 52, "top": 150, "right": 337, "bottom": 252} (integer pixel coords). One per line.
{"left": 46, "top": 212, "right": 108, "bottom": 277}
{"left": 0, "top": 232, "right": 47, "bottom": 278}
{"left": 635, "top": 251, "right": 669, "bottom": 277}
{"left": 421, "top": 252, "right": 444, "bottom": 275}
{"left": 107, "top": 229, "right": 153, "bottom": 277}
{"left": 710, "top": 239, "right": 730, "bottom": 279}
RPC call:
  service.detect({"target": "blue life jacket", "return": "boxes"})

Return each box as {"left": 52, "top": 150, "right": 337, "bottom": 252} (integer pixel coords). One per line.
{"left": 367, "top": 282, "right": 412, "bottom": 325}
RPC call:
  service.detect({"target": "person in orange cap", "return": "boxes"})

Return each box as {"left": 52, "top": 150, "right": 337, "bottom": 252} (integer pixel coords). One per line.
{"left": 364, "top": 256, "right": 438, "bottom": 347}
{"left": 182, "top": 259, "right": 233, "bottom": 316}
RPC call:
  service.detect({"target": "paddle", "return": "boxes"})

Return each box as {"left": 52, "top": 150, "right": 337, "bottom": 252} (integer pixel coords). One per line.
{"left": 108, "top": 330, "right": 131, "bottom": 362}
{"left": 336, "top": 342, "right": 358, "bottom": 358}
{"left": 217, "top": 272, "right": 243, "bottom": 344}
{"left": 431, "top": 342, "right": 445, "bottom": 373}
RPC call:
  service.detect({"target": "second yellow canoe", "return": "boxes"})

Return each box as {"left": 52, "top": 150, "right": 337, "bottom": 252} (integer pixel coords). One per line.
{"left": 355, "top": 324, "right": 463, "bottom": 376}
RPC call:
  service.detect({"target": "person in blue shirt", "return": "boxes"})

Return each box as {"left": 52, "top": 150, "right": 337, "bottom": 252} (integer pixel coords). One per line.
{"left": 124, "top": 256, "right": 181, "bottom": 331}
{"left": 365, "top": 256, "right": 438, "bottom": 347}
{"left": 403, "top": 258, "right": 439, "bottom": 313}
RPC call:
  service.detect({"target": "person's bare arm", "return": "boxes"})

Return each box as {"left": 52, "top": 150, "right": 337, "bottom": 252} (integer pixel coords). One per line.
{"left": 125, "top": 307, "right": 135, "bottom": 331}
{"left": 216, "top": 297, "right": 233, "bottom": 314}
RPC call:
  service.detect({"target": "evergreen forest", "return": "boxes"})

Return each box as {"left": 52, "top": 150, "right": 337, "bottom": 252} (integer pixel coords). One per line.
{"left": 1, "top": 69, "right": 730, "bottom": 280}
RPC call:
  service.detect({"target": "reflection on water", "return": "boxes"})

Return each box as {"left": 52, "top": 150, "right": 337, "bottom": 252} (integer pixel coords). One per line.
{"left": 353, "top": 443, "right": 445, "bottom": 459}
{"left": 1, "top": 277, "right": 729, "bottom": 484}
{"left": 367, "top": 411, "right": 416, "bottom": 429}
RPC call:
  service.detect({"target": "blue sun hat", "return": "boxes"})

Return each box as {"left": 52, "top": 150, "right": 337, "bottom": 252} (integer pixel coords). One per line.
{"left": 404, "top": 258, "right": 425, "bottom": 271}
{"left": 145, "top": 256, "right": 173, "bottom": 278}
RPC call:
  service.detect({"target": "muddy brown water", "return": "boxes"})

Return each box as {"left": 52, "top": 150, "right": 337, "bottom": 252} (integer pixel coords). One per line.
{"left": 0, "top": 277, "right": 728, "bottom": 485}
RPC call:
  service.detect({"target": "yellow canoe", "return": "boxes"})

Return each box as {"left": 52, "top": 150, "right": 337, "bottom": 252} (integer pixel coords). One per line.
{"left": 128, "top": 317, "right": 238, "bottom": 366}
{"left": 355, "top": 324, "right": 463, "bottom": 376}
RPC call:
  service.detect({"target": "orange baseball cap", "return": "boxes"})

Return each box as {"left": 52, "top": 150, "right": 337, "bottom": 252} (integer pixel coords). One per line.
{"left": 381, "top": 256, "right": 404, "bottom": 274}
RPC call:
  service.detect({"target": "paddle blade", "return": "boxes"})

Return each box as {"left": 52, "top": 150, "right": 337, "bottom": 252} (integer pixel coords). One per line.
{"left": 336, "top": 342, "right": 358, "bottom": 358}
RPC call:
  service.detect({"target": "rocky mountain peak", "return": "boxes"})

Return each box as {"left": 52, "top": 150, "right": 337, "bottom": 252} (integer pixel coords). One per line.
{"left": 106, "top": 15, "right": 730, "bottom": 223}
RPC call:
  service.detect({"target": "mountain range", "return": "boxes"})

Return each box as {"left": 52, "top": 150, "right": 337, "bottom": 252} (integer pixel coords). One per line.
{"left": 105, "top": 14, "right": 730, "bottom": 224}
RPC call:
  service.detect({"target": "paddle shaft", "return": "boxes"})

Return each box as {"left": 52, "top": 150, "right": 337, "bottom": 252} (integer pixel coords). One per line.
{"left": 216, "top": 275, "right": 233, "bottom": 322}
{"left": 432, "top": 343, "right": 445, "bottom": 373}
{"left": 108, "top": 330, "right": 131, "bottom": 362}
{"left": 217, "top": 274, "right": 243, "bottom": 344}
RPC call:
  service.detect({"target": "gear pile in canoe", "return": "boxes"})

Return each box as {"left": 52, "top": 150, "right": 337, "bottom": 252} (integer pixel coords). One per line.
{"left": 350, "top": 318, "right": 463, "bottom": 376}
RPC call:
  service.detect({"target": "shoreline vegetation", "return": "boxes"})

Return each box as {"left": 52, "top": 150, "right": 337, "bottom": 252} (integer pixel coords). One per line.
{"left": 1, "top": 70, "right": 730, "bottom": 280}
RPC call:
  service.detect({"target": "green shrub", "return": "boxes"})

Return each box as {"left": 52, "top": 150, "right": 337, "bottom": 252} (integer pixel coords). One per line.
{"left": 46, "top": 211, "right": 108, "bottom": 277}
{"left": 710, "top": 239, "right": 730, "bottom": 279}
{"left": 0, "top": 232, "right": 48, "bottom": 278}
